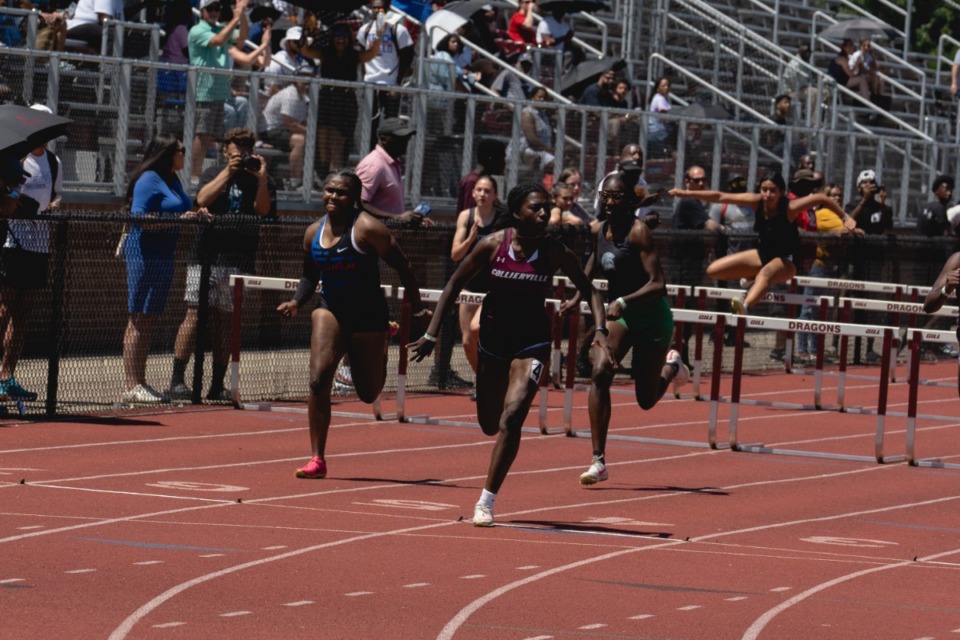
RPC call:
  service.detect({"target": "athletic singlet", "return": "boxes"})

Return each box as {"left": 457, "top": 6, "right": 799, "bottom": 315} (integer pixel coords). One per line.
{"left": 463, "top": 206, "right": 499, "bottom": 293}
{"left": 478, "top": 228, "right": 554, "bottom": 361}
{"left": 596, "top": 220, "right": 650, "bottom": 302}
{"left": 309, "top": 214, "right": 388, "bottom": 332}
{"left": 754, "top": 197, "right": 799, "bottom": 264}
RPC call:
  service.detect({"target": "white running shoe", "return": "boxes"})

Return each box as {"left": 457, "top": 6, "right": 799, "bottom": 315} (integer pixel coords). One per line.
{"left": 739, "top": 278, "right": 754, "bottom": 289}
{"left": 666, "top": 349, "right": 690, "bottom": 386}
{"left": 473, "top": 503, "right": 495, "bottom": 527}
{"left": 730, "top": 297, "right": 747, "bottom": 315}
{"left": 121, "top": 384, "right": 164, "bottom": 404}
{"left": 335, "top": 364, "right": 354, "bottom": 387}
{"left": 579, "top": 456, "right": 609, "bottom": 485}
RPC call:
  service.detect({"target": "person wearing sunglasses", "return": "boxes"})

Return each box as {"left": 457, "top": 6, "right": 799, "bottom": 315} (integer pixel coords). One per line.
{"left": 188, "top": 0, "right": 250, "bottom": 182}
{"left": 408, "top": 183, "right": 608, "bottom": 527}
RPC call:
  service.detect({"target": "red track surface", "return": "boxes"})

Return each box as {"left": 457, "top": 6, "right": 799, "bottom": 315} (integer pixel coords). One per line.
{"left": 3, "top": 364, "right": 960, "bottom": 640}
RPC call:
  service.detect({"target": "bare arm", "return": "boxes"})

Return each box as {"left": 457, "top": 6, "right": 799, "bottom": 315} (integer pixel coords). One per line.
{"left": 923, "top": 252, "right": 960, "bottom": 314}
{"left": 450, "top": 208, "right": 478, "bottom": 261}
{"left": 553, "top": 240, "right": 613, "bottom": 365}
{"left": 355, "top": 212, "right": 427, "bottom": 315}
{"left": 668, "top": 189, "right": 760, "bottom": 207}
{"left": 276, "top": 222, "right": 321, "bottom": 317}
{"left": 408, "top": 233, "right": 500, "bottom": 360}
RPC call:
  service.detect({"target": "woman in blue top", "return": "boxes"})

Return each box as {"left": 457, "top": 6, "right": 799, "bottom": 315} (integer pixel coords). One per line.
{"left": 276, "top": 170, "right": 428, "bottom": 481}
{"left": 122, "top": 134, "right": 209, "bottom": 403}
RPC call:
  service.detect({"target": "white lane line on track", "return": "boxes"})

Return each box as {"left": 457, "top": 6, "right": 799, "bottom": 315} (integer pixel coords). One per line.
{"left": 677, "top": 605, "right": 701, "bottom": 611}
{"left": 151, "top": 622, "right": 185, "bottom": 628}
{"left": 404, "top": 583, "right": 430, "bottom": 588}
{"left": 0, "top": 578, "right": 25, "bottom": 583}
{"left": 284, "top": 600, "right": 314, "bottom": 607}
{"left": 219, "top": 611, "right": 251, "bottom": 617}
{"left": 344, "top": 591, "right": 374, "bottom": 597}
{"left": 64, "top": 568, "right": 96, "bottom": 574}
{"left": 628, "top": 614, "right": 654, "bottom": 620}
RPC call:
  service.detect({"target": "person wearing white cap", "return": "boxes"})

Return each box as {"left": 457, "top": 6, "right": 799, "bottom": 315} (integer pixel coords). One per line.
{"left": 264, "top": 25, "right": 302, "bottom": 95}
{"left": 843, "top": 168, "right": 893, "bottom": 363}
{"left": 0, "top": 104, "right": 63, "bottom": 403}
{"left": 188, "top": 0, "right": 250, "bottom": 180}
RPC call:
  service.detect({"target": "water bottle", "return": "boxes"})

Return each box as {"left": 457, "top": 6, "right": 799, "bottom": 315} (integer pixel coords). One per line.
{"left": 376, "top": 11, "right": 385, "bottom": 34}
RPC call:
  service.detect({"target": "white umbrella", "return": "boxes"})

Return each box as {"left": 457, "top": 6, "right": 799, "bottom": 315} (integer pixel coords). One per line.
{"left": 424, "top": 1, "right": 493, "bottom": 51}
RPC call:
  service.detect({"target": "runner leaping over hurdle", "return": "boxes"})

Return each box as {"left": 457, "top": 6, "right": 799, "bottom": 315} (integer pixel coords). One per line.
{"left": 669, "top": 172, "right": 851, "bottom": 315}
{"left": 922, "top": 250, "right": 960, "bottom": 396}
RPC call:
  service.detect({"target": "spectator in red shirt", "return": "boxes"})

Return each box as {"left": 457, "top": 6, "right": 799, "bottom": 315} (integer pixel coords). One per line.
{"left": 507, "top": 0, "right": 537, "bottom": 44}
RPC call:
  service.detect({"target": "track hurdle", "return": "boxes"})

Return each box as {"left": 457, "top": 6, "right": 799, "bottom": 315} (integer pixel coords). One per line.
{"left": 724, "top": 313, "right": 903, "bottom": 463}
{"left": 905, "top": 328, "right": 960, "bottom": 469}
{"left": 227, "top": 275, "right": 397, "bottom": 420}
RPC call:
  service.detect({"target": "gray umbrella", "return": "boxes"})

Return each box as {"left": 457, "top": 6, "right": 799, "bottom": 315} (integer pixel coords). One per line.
{"left": 819, "top": 18, "right": 899, "bottom": 42}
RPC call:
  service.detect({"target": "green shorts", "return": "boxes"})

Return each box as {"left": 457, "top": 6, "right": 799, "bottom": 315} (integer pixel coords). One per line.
{"left": 616, "top": 296, "right": 674, "bottom": 349}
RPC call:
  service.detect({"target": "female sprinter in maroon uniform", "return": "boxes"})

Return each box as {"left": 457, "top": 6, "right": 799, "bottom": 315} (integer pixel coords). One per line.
{"left": 408, "top": 183, "right": 610, "bottom": 527}
{"left": 277, "top": 170, "right": 428, "bottom": 479}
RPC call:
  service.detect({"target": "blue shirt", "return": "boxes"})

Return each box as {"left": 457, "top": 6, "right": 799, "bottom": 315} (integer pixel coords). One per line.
{"left": 129, "top": 170, "right": 190, "bottom": 259}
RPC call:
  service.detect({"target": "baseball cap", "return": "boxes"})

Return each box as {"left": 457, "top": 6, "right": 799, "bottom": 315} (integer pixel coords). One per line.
{"left": 281, "top": 26, "right": 303, "bottom": 46}
{"left": 857, "top": 169, "right": 876, "bottom": 185}
{"left": 379, "top": 117, "right": 416, "bottom": 137}
{"left": 199, "top": 0, "right": 221, "bottom": 10}
{"left": 728, "top": 175, "right": 747, "bottom": 192}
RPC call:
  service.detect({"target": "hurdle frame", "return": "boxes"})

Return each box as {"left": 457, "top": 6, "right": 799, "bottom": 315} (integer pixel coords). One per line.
{"left": 905, "top": 328, "right": 960, "bottom": 469}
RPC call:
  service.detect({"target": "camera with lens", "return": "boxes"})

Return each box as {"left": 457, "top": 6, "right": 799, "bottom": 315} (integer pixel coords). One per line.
{"left": 240, "top": 153, "right": 261, "bottom": 172}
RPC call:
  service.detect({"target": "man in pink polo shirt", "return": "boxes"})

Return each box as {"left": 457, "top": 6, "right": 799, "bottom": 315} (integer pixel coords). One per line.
{"left": 355, "top": 117, "right": 432, "bottom": 226}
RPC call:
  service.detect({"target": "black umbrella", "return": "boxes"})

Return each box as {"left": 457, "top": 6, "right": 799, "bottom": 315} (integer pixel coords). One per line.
{"left": 283, "top": 0, "right": 369, "bottom": 23}
{"left": 558, "top": 56, "right": 625, "bottom": 97}
{"left": 249, "top": 5, "right": 282, "bottom": 23}
{"left": 671, "top": 102, "right": 733, "bottom": 120}
{"left": 538, "top": 0, "right": 608, "bottom": 13}
{"left": 0, "top": 105, "right": 72, "bottom": 157}
{"left": 819, "top": 18, "right": 899, "bottom": 42}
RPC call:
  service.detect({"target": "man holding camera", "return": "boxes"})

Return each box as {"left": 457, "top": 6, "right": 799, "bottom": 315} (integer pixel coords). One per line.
{"left": 168, "top": 128, "right": 277, "bottom": 401}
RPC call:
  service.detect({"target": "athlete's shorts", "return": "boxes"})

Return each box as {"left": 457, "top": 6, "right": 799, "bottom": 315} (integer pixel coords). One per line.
{"left": 616, "top": 296, "right": 674, "bottom": 349}
{"left": 184, "top": 264, "right": 244, "bottom": 312}
{"left": 319, "top": 292, "right": 389, "bottom": 334}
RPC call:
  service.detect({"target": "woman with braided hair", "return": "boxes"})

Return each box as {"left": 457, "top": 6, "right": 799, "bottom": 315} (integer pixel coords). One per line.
{"left": 277, "top": 169, "right": 428, "bottom": 479}
{"left": 409, "top": 182, "right": 610, "bottom": 527}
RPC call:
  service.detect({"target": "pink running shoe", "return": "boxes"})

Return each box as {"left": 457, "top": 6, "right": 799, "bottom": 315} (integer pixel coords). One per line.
{"left": 295, "top": 456, "right": 327, "bottom": 479}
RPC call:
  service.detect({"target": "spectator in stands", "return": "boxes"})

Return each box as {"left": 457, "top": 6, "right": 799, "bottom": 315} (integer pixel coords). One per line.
{"left": 796, "top": 183, "right": 860, "bottom": 363}
{"left": 450, "top": 175, "right": 502, "bottom": 383}
{"left": 557, "top": 166, "right": 591, "bottom": 222}
{"left": 779, "top": 44, "right": 811, "bottom": 98}
{"left": 160, "top": 0, "right": 193, "bottom": 68}
{"left": 549, "top": 181, "right": 580, "bottom": 226}
{"left": 457, "top": 138, "right": 506, "bottom": 212}
{"left": 428, "top": 33, "right": 480, "bottom": 93}
{"left": 471, "top": 3, "right": 501, "bottom": 55}
{"left": 355, "top": 116, "right": 431, "bottom": 226}
{"left": 408, "top": 182, "right": 608, "bottom": 526}
{"left": 668, "top": 165, "right": 719, "bottom": 365}
{"left": 491, "top": 51, "right": 533, "bottom": 100}
{"left": 308, "top": 22, "right": 372, "bottom": 179}
{"left": 223, "top": 20, "right": 272, "bottom": 132}
{"left": 122, "top": 134, "right": 210, "bottom": 404}
{"left": 33, "top": 3, "right": 67, "bottom": 51}
{"left": 261, "top": 62, "right": 313, "bottom": 189}
{"left": 536, "top": 5, "right": 578, "bottom": 70}
{"left": 612, "top": 78, "right": 633, "bottom": 109}
{"left": 507, "top": 0, "right": 537, "bottom": 45}
{"left": 648, "top": 76, "right": 673, "bottom": 151}
{"left": 578, "top": 69, "right": 617, "bottom": 107}
{"left": 707, "top": 175, "right": 754, "bottom": 346}
{"left": 921, "top": 253, "right": 960, "bottom": 387}
{"left": 356, "top": 0, "right": 414, "bottom": 119}
{"left": 0, "top": 106, "right": 62, "bottom": 403}
{"left": 509, "top": 85, "right": 555, "bottom": 181}
{"left": 264, "top": 25, "right": 302, "bottom": 95}
{"left": 672, "top": 171, "right": 850, "bottom": 322}
{"left": 167, "top": 127, "right": 276, "bottom": 402}
{"left": 844, "top": 169, "right": 892, "bottom": 363}
{"left": 277, "top": 169, "right": 429, "bottom": 480}
{"left": 66, "top": 0, "right": 124, "bottom": 53}
{"left": 574, "top": 172, "right": 688, "bottom": 486}
{"left": 848, "top": 38, "right": 884, "bottom": 102}
{"left": 188, "top": 0, "right": 250, "bottom": 181}
{"left": 827, "top": 38, "right": 871, "bottom": 103}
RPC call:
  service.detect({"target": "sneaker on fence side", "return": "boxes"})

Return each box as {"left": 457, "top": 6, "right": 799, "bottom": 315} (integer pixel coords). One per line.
{"left": 295, "top": 456, "right": 327, "bottom": 479}
{"left": 0, "top": 377, "right": 38, "bottom": 401}
{"left": 938, "top": 344, "right": 959, "bottom": 358}
{"left": 578, "top": 456, "right": 609, "bottom": 485}
{"left": 205, "top": 387, "right": 232, "bottom": 402}
{"left": 167, "top": 382, "right": 192, "bottom": 401}
{"left": 666, "top": 349, "right": 689, "bottom": 387}
{"left": 121, "top": 384, "right": 164, "bottom": 404}
{"left": 473, "top": 503, "right": 495, "bottom": 527}
{"left": 769, "top": 348, "right": 785, "bottom": 362}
